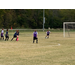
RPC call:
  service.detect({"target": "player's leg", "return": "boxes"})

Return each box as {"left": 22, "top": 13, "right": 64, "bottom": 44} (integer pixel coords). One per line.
{"left": 36, "top": 38, "right": 38, "bottom": 43}
{"left": 5, "top": 35, "right": 8, "bottom": 41}
{"left": 47, "top": 34, "right": 49, "bottom": 38}
{"left": 3, "top": 36, "right": 4, "bottom": 40}
{"left": 8, "top": 36, "right": 9, "bottom": 40}
{"left": 16, "top": 38, "right": 18, "bottom": 41}
{"left": 15, "top": 35, "right": 18, "bottom": 41}
{"left": 33, "top": 37, "right": 35, "bottom": 43}
{"left": 46, "top": 34, "right": 49, "bottom": 38}
{"left": 45, "top": 35, "right": 47, "bottom": 38}
{"left": 11, "top": 36, "right": 15, "bottom": 41}
{"left": 2, "top": 33, "right": 4, "bottom": 40}
{"left": 7, "top": 36, "right": 9, "bottom": 41}
{"left": 16, "top": 36, "right": 19, "bottom": 41}
{"left": 1, "top": 33, "right": 4, "bottom": 40}
{"left": 47, "top": 35, "right": 49, "bottom": 38}
{"left": 11, "top": 37, "right": 13, "bottom": 41}
{"left": 1, "top": 36, "right": 4, "bottom": 40}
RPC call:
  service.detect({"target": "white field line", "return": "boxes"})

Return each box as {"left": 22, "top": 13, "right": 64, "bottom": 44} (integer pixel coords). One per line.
{"left": 44, "top": 44, "right": 61, "bottom": 47}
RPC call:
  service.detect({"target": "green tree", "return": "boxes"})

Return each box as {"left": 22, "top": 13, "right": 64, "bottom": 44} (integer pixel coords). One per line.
{"left": 0, "top": 9, "right": 5, "bottom": 28}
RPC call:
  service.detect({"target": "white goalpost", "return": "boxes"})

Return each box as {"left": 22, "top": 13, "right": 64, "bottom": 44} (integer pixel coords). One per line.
{"left": 63, "top": 22, "right": 75, "bottom": 37}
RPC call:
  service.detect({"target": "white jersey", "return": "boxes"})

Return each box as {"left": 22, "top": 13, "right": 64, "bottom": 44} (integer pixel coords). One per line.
{"left": 1, "top": 30, "right": 4, "bottom": 33}
{"left": 1, "top": 30, "right": 4, "bottom": 36}
{"left": 33, "top": 31, "right": 38, "bottom": 37}
{"left": 33, "top": 32, "right": 38, "bottom": 35}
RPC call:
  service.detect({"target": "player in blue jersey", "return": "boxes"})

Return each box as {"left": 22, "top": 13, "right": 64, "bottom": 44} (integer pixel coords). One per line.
{"left": 45, "top": 30, "right": 50, "bottom": 38}
{"left": 11, "top": 30, "right": 19, "bottom": 41}
{"left": 5, "top": 29, "right": 9, "bottom": 41}
{"left": 33, "top": 30, "right": 38, "bottom": 43}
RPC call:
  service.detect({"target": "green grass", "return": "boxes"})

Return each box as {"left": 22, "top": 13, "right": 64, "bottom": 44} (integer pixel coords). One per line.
{"left": 0, "top": 31, "right": 75, "bottom": 65}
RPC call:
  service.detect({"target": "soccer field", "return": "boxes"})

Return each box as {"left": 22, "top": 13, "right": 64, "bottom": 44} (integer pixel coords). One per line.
{"left": 0, "top": 30, "right": 75, "bottom": 65}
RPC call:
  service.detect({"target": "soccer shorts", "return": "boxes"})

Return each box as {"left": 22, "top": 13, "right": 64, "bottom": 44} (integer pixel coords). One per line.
{"left": 33, "top": 37, "right": 38, "bottom": 40}
{"left": 1, "top": 33, "right": 3, "bottom": 37}
{"left": 47, "top": 34, "right": 49, "bottom": 36}
{"left": 13, "top": 35, "right": 17, "bottom": 38}
{"left": 6, "top": 36, "right": 9, "bottom": 38}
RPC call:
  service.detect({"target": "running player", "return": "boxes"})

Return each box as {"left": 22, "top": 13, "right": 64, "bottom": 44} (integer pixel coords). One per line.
{"left": 11, "top": 30, "right": 19, "bottom": 41}
{"left": 5, "top": 29, "right": 9, "bottom": 41}
{"left": 33, "top": 30, "right": 38, "bottom": 43}
{"left": 45, "top": 30, "right": 50, "bottom": 38}
{"left": 1, "top": 28, "right": 4, "bottom": 40}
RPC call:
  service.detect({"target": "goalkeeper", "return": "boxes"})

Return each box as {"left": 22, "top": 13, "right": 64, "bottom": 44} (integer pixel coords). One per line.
{"left": 33, "top": 30, "right": 38, "bottom": 43}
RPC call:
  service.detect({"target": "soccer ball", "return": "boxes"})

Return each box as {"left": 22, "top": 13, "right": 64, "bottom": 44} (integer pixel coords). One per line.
{"left": 45, "top": 37, "right": 47, "bottom": 39}
{"left": 58, "top": 44, "right": 60, "bottom": 46}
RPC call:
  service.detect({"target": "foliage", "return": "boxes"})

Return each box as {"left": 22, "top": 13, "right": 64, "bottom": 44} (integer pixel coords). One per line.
{"left": 0, "top": 9, "right": 75, "bottom": 29}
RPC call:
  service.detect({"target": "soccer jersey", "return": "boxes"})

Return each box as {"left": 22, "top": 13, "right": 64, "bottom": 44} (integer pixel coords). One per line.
{"left": 33, "top": 31, "right": 38, "bottom": 37}
{"left": 5, "top": 31, "right": 8, "bottom": 36}
{"left": 46, "top": 31, "right": 50, "bottom": 35}
{"left": 1, "top": 30, "right": 4, "bottom": 33}
{"left": 14, "top": 31, "right": 19, "bottom": 37}
{"left": 14, "top": 32, "right": 17, "bottom": 36}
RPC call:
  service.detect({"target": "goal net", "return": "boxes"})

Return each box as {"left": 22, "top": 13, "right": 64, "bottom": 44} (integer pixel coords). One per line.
{"left": 63, "top": 22, "right": 75, "bottom": 37}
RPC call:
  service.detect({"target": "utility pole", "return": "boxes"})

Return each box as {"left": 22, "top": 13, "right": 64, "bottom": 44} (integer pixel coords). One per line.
{"left": 43, "top": 9, "right": 45, "bottom": 31}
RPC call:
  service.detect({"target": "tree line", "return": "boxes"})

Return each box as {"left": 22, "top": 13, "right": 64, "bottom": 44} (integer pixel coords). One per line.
{"left": 0, "top": 9, "right": 75, "bottom": 29}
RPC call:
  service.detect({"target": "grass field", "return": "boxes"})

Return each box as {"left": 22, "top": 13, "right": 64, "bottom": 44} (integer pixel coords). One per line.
{"left": 0, "top": 30, "right": 75, "bottom": 65}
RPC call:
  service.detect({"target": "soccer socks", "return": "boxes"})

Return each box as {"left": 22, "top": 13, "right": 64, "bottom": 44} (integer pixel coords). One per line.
{"left": 16, "top": 38, "right": 18, "bottom": 41}
{"left": 3, "top": 37, "right": 4, "bottom": 40}
{"left": 11, "top": 38, "right": 13, "bottom": 41}
{"left": 5, "top": 38, "right": 8, "bottom": 41}
{"left": 33, "top": 39, "right": 38, "bottom": 43}
{"left": 1, "top": 37, "right": 4, "bottom": 40}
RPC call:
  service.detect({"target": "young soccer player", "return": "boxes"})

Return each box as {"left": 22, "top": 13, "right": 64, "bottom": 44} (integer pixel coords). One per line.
{"left": 5, "top": 29, "right": 9, "bottom": 41}
{"left": 45, "top": 30, "right": 50, "bottom": 38}
{"left": 1, "top": 28, "right": 4, "bottom": 40}
{"left": 33, "top": 30, "right": 38, "bottom": 43}
{"left": 11, "top": 30, "right": 19, "bottom": 41}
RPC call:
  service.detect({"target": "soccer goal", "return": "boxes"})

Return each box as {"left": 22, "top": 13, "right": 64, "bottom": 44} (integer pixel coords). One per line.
{"left": 63, "top": 22, "right": 75, "bottom": 37}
